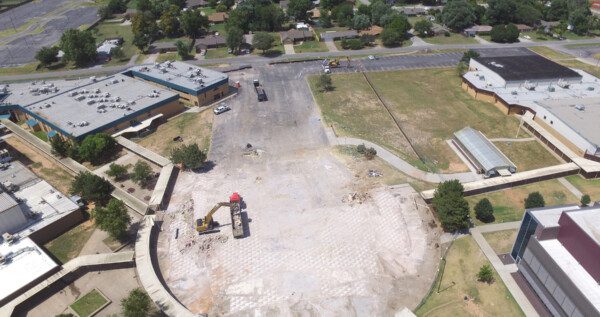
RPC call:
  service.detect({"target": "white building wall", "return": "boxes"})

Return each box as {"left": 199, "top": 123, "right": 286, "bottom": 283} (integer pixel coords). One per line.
{"left": 533, "top": 107, "right": 599, "bottom": 155}
{"left": 0, "top": 205, "right": 27, "bottom": 235}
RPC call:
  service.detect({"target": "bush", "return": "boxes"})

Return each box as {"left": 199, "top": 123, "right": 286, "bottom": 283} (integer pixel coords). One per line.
{"left": 341, "top": 38, "right": 364, "bottom": 50}
{"left": 175, "top": 40, "right": 191, "bottom": 60}
{"left": 121, "top": 288, "right": 151, "bottom": 317}
{"left": 107, "top": 163, "right": 128, "bottom": 181}
{"left": 170, "top": 143, "right": 207, "bottom": 170}
{"left": 50, "top": 137, "right": 71, "bottom": 157}
{"left": 474, "top": 198, "right": 494, "bottom": 223}
{"left": 94, "top": 198, "right": 131, "bottom": 239}
{"left": 477, "top": 264, "right": 494, "bottom": 283}
{"left": 581, "top": 194, "right": 591, "bottom": 207}
{"left": 131, "top": 161, "right": 153, "bottom": 187}
{"left": 316, "top": 74, "right": 333, "bottom": 92}
{"left": 524, "top": 191, "right": 545, "bottom": 209}
{"left": 432, "top": 180, "right": 470, "bottom": 232}
{"left": 364, "top": 147, "right": 377, "bottom": 160}
{"left": 461, "top": 49, "right": 480, "bottom": 63}
{"left": 78, "top": 133, "right": 118, "bottom": 165}
{"left": 356, "top": 144, "right": 366, "bottom": 154}
{"left": 35, "top": 46, "right": 60, "bottom": 67}
{"left": 490, "top": 24, "right": 519, "bottom": 43}
{"left": 70, "top": 172, "right": 113, "bottom": 205}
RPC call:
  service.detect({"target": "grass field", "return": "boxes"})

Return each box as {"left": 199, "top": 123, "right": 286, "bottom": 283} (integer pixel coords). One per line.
{"left": 206, "top": 47, "right": 235, "bottom": 59}
{"left": 70, "top": 289, "right": 109, "bottom": 317}
{"left": 93, "top": 21, "right": 137, "bottom": 65}
{"left": 466, "top": 179, "right": 578, "bottom": 225}
{"left": 528, "top": 46, "right": 573, "bottom": 60}
{"left": 493, "top": 141, "right": 560, "bottom": 171}
{"left": 520, "top": 31, "right": 553, "bottom": 42}
{"left": 565, "top": 175, "right": 600, "bottom": 202}
{"left": 44, "top": 219, "right": 95, "bottom": 263}
{"left": 136, "top": 111, "right": 213, "bottom": 157}
{"left": 309, "top": 69, "right": 539, "bottom": 173}
{"left": 483, "top": 229, "right": 518, "bottom": 255}
{"left": 415, "top": 236, "right": 524, "bottom": 317}
{"left": 293, "top": 40, "right": 328, "bottom": 53}
{"left": 422, "top": 33, "right": 478, "bottom": 45}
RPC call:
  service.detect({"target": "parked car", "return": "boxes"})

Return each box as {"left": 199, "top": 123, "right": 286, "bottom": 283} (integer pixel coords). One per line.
{"left": 213, "top": 104, "right": 231, "bottom": 115}
{"left": 368, "top": 55, "right": 377, "bottom": 60}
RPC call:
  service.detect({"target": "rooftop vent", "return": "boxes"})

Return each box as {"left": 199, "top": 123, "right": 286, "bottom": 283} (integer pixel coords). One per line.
{"left": 490, "top": 61, "right": 504, "bottom": 68}
{"left": 511, "top": 91, "right": 518, "bottom": 95}
{"left": 547, "top": 86, "right": 555, "bottom": 92}
{"left": 575, "top": 104, "right": 585, "bottom": 111}
{"left": 587, "top": 86, "right": 595, "bottom": 91}
{"left": 557, "top": 79, "right": 570, "bottom": 89}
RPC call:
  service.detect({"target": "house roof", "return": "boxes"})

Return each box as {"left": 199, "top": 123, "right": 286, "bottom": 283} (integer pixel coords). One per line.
{"left": 359, "top": 25, "right": 383, "bottom": 36}
{"left": 186, "top": 0, "right": 207, "bottom": 7}
{"left": 515, "top": 24, "right": 532, "bottom": 31}
{"left": 319, "top": 30, "right": 358, "bottom": 40}
{"left": 208, "top": 12, "right": 229, "bottom": 22}
{"left": 280, "top": 29, "right": 313, "bottom": 41}
{"left": 464, "top": 25, "right": 492, "bottom": 33}
{"left": 149, "top": 41, "right": 178, "bottom": 50}
{"left": 195, "top": 35, "right": 226, "bottom": 47}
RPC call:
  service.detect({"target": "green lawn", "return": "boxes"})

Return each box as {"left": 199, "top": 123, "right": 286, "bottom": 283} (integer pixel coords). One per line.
{"left": 92, "top": 21, "right": 137, "bottom": 65}
{"left": 422, "top": 33, "right": 478, "bottom": 45}
{"left": 483, "top": 229, "right": 518, "bottom": 255}
{"left": 465, "top": 179, "right": 579, "bottom": 225}
{"left": 565, "top": 175, "right": 600, "bottom": 202}
{"left": 520, "top": 31, "right": 553, "bottom": 42}
{"left": 528, "top": 46, "right": 573, "bottom": 60}
{"left": 493, "top": 140, "right": 560, "bottom": 172}
{"left": 564, "top": 43, "right": 600, "bottom": 49}
{"left": 156, "top": 52, "right": 180, "bottom": 63}
{"left": 70, "top": 289, "right": 109, "bottom": 317}
{"left": 32, "top": 130, "right": 48, "bottom": 142}
{"left": 209, "top": 23, "right": 227, "bottom": 36}
{"left": 310, "top": 69, "right": 533, "bottom": 173}
{"left": 293, "top": 40, "right": 328, "bottom": 53}
{"left": 205, "top": 46, "right": 235, "bottom": 59}
{"left": 44, "top": 220, "right": 96, "bottom": 263}
{"left": 201, "top": 7, "right": 217, "bottom": 16}
{"left": 415, "top": 236, "right": 524, "bottom": 317}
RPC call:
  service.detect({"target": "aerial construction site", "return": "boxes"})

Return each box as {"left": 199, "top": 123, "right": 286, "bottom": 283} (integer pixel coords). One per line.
{"left": 155, "top": 68, "right": 441, "bottom": 315}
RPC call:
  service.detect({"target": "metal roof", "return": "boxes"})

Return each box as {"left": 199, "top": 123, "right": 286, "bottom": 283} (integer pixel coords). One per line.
{"left": 454, "top": 127, "right": 516, "bottom": 173}
{"left": 0, "top": 192, "right": 17, "bottom": 212}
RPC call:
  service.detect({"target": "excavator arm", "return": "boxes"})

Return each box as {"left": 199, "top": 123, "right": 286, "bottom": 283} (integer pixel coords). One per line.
{"left": 196, "top": 202, "right": 230, "bottom": 232}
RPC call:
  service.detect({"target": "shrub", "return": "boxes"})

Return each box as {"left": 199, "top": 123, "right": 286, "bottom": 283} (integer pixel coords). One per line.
{"left": 121, "top": 288, "right": 151, "bottom": 317}
{"left": 356, "top": 144, "right": 366, "bottom": 154}
{"left": 107, "top": 163, "right": 128, "bottom": 181}
{"left": 581, "top": 194, "right": 591, "bottom": 207}
{"left": 341, "top": 38, "right": 364, "bottom": 50}
{"left": 316, "top": 74, "right": 333, "bottom": 92}
{"left": 50, "top": 137, "right": 71, "bottom": 158}
{"left": 364, "top": 147, "right": 377, "bottom": 160}
{"left": 432, "top": 180, "right": 470, "bottom": 232}
{"left": 131, "top": 161, "right": 153, "bottom": 187}
{"left": 524, "top": 191, "right": 545, "bottom": 209}
{"left": 474, "top": 198, "right": 494, "bottom": 223}
{"left": 477, "top": 264, "right": 494, "bottom": 284}
{"left": 170, "top": 143, "right": 207, "bottom": 170}
{"left": 94, "top": 198, "right": 131, "bottom": 239}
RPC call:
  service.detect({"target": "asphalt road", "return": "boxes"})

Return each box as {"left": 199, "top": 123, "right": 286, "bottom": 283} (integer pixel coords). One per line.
{"left": 2, "top": 37, "right": 600, "bottom": 81}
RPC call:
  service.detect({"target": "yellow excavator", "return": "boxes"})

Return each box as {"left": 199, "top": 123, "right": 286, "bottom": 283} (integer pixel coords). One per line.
{"left": 195, "top": 193, "right": 245, "bottom": 238}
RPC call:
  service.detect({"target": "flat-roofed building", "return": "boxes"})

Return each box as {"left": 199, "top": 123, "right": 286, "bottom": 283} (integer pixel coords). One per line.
{"left": 126, "top": 61, "right": 229, "bottom": 107}
{"left": 453, "top": 127, "right": 516, "bottom": 177}
{"left": 511, "top": 205, "right": 600, "bottom": 317}
{"left": 1, "top": 74, "right": 183, "bottom": 141}
{"left": 462, "top": 50, "right": 600, "bottom": 159}
{"left": 0, "top": 192, "right": 26, "bottom": 236}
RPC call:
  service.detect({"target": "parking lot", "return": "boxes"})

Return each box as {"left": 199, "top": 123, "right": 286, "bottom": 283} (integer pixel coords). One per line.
{"left": 0, "top": 0, "right": 98, "bottom": 66}
{"left": 155, "top": 64, "right": 441, "bottom": 315}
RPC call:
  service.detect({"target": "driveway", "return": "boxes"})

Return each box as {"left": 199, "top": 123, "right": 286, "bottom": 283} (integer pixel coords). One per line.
{"left": 324, "top": 38, "right": 338, "bottom": 52}
{"left": 283, "top": 43, "right": 295, "bottom": 55}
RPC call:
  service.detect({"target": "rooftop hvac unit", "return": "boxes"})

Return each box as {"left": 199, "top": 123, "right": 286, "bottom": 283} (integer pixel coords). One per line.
{"left": 90, "top": 76, "right": 97, "bottom": 82}
{"left": 44, "top": 103, "right": 51, "bottom": 108}
{"left": 97, "top": 104, "right": 106, "bottom": 109}
{"left": 575, "top": 104, "right": 585, "bottom": 111}
{"left": 547, "top": 86, "right": 555, "bottom": 92}
{"left": 95, "top": 89, "right": 101, "bottom": 94}
{"left": 154, "top": 63, "right": 160, "bottom": 68}
{"left": 75, "top": 95, "right": 85, "bottom": 101}
{"left": 587, "top": 86, "right": 595, "bottom": 91}
{"left": 112, "top": 79, "right": 119, "bottom": 84}
{"left": 478, "top": 75, "right": 485, "bottom": 81}
{"left": 86, "top": 100, "right": 96, "bottom": 105}
{"left": 114, "top": 96, "right": 120, "bottom": 102}
{"left": 523, "top": 81, "right": 537, "bottom": 91}
{"left": 511, "top": 91, "right": 518, "bottom": 95}
{"left": 557, "top": 79, "right": 570, "bottom": 89}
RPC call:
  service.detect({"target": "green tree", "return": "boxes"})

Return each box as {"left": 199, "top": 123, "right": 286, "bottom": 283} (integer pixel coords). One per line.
{"left": 316, "top": 74, "right": 333, "bottom": 92}
{"left": 252, "top": 32, "right": 275, "bottom": 53}
{"left": 570, "top": 9, "right": 591, "bottom": 35}
{"left": 474, "top": 198, "right": 494, "bottom": 223}
{"left": 159, "top": 5, "right": 181, "bottom": 38}
{"left": 580, "top": 194, "right": 591, "bottom": 207}
{"left": 442, "top": 0, "right": 476, "bottom": 32}
{"left": 131, "top": 12, "right": 159, "bottom": 49}
{"left": 227, "top": 0, "right": 285, "bottom": 32}
{"left": 524, "top": 191, "right": 545, "bottom": 209}
{"left": 122, "top": 288, "right": 151, "bottom": 317}
{"left": 136, "top": 0, "right": 152, "bottom": 12}
{"left": 545, "top": 0, "right": 569, "bottom": 21}
{"left": 59, "top": 29, "right": 97, "bottom": 67}
{"left": 352, "top": 14, "right": 371, "bottom": 30}
{"left": 216, "top": 3, "right": 227, "bottom": 12}
{"left": 515, "top": 2, "right": 542, "bottom": 26}
{"left": 477, "top": 264, "right": 494, "bottom": 283}
{"left": 180, "top": 8, "right": 209, "bottom": 39}
{"left": 35, "top": 46, "right": 59, "bottom": 67}
{"left": 171, "top": 143, "right": 207, "bottom": 170}
{"left": 50, "top": 137, "right": 71, "bottom": 157}
{"left": 133, "top": 33, "right": 153, "bottom": 52}
{"left": 332, "top": 4, "right": 354, "bottom": 27}
{"left": 108, "top": 0, "right": 127, "bottom": 13}
{"left": 288, "top": 0, "right": 312, "bottom": 21}
{"left": 107, "top": 163, "right": 128, "bottom": 181}
{"left": 70, "top": 172, "right": 113, "bottom": 205}
{"left": 432, "top": 180, "right": 470, "bottom": 232}
{"left": 99, "top": 6, "right": 112, "bottom": 19}
{"left": 369, "top": 0, "right": 391, "bottom": 26}
{"left": 226, "top": 26, "right": 244, "bottom": 53}
{"left": 486, "top": 0, "right": 517, "bottom": 25}
{"left": 78, "top": 133, "right": 118, "bottom": 165}
{"left": 131, "top": 161, "right": 153, "bottom": 187}
{"left": 381, "top": 27, "right": 403, "bottom": 47}
{"left": 490, "top": 24, "right": 519, "bottom": 43}
{"left": 94, "top": 198, "right": 131, "bottom": 239}
{"left": 175, "top": 40, "right": 191, "bottom": 59}
{"left": 110, "top": 46, "right": 125, "bottom": 60}
{"left": 414, "top": 19, "right": 434, "bottom": 37}
{"left": 386, "top": 14, "right": 411, "bottom": 38}
{"left": 319, "top": 9, "right": 332, "bottom": 28}
{"left": 461, "top": 49, "right": 480, "bottom": 63}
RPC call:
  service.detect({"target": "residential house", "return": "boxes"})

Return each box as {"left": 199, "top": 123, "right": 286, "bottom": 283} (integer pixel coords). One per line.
{"left": 463, "top": 25, "right": 492, "bottom": 37}
{"left": 208, "top": 12, "right": 229, "bottom": 23}
{"left": 195, "top": 35, "right": 226, "bottom": 50}
{"left": 148, "top": 41, "right": 178, "bottom": 54}
{"left": 280, "top": 29, "right": 314, "bottom": 44}
{"left": 319, "top": 30, "right": 358, "bottom": 41}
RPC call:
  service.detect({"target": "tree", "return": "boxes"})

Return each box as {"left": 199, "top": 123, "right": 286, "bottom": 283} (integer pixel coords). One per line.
{"left": 50, "top": 137, "right": 71, "bottom": 157}
{"left": 477, "top": 264, "right": 494, "bottom": 284}
{"left": 180, "top": 9, "right": 209, "bottom": 39}
{"left": 226, "top": 26, "right": 244, "bottom": 53}
{"left": 252, "top": 32, "right": 275, "bottom": 53}
{"left": 570, "top": 9, "right": 591, "bottom": 36}
{"left": 94, "top": 198, "right": 131, "bottom": 239}
{"left": 442, "top": 0, "right": 476, "bottom": 32}
{"left": 461, "top": 49, "right": 480, "bottom": 63}
{"left": 136, "top": 0, "right": 152, "bottom": 12}
{"left": 386, "top": 14, "right": 411, "bottom": 37}
{"left": 122, "top": 288, "right": 151, "bottom": 317}
{"left": 414, "top": 19, "right": 434, "bottom": 37}
{"left": 381, "top": 27, "right": 403, "bottom": 47}
{"left": 171, "top": 143, "right": 207, "bottom": 170}
{"left": 216, "top": 3, "right": 227, "bottom": 12}
{"left": 59, "top": 29, "right": 97, "bottom": 67}
{"left": 131, "top": 161, "right": 153, "bottom": 187}
{"left": 288, "top": 0, "right": 312, "bottom": 21}
{"left": 107, "top": 163, "right": 128, "bottom": 181}
{"left": 341, "top": 38, "right": 364, "bottom": 50}
{"left": 159, "top": 5, "right": 181, "bottom": 38}
{"left": 432, "top": 180, "right": 470, "bottom": 232}
{"left": 319, "top": 9, "right": 332, "bottom": 28}
{"left": 226, "top": 0, "right": 285, "bottom": 32}
{"left": 208, "top": 0, "right": 218, "bottom": 7}
{"left": 490, "top": 24, "right": 519, "bottom": 43}
{"left": 515, "top": 2, "right": 542, "bottom": 26}
{"left": 70, "top": 172, "right": 113, "bottom": 205}
{"left": 370, "top": 0, "right": 391, "bottom": 26}
{"left": 316, "top": 74, "right": 333, "bottom": 92}
{"left": 133, "top": 33, "right": 153, "bottom": 52}
{"left": 131, "top": 12, "right": 159, "bottom": 50}
{"left": 580, "top": 194, "right": 591, "bottom": 207}
{"left": 352, "top": 14, "right": 371, "bottom": 31}
{"left": 175, "top": 40, "right": 191, "bottom": 59}
{"left": 474, "top": 198, "right": 494, "bottom": 223}
{"left": 524, "top": 191, "right": 545, "bottom": 209}
{"left": 107, "top": 0, "right": 127, "bottom": 13}
{"left": 332, "top": 4, "right": 354, "bottom": 27}
{"left": 110, "top": 46, "right": 125, "bottom": 60}
{"left": 486, "top": 0, "right": 517, "bottom": 25}
{"left": 78, "top": 133, "right": 118, "bottom": 165}
{"left": 545, "top": 0, "right": 569, "bottom": 21}
{"left": 35, "top": 46, "right": 59, "bottom": 67}
{"left": 99, "top": 6, "right": 112, "bottom": 19}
